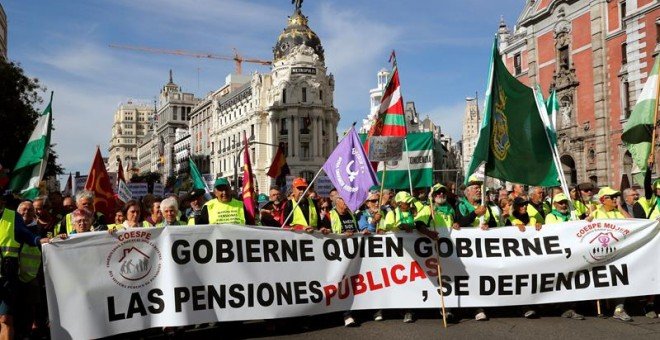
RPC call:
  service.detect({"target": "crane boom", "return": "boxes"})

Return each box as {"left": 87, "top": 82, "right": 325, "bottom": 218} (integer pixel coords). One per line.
{"left": 109, "top": 44, "right": 272, "bottom": 75}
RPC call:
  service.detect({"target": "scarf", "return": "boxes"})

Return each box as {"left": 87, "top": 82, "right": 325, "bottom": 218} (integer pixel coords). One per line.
{"left": 549, "top": 209, "right": 570, "bottom": 222}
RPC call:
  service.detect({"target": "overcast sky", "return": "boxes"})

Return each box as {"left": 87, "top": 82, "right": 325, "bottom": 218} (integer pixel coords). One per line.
{"left": 4, "top": 0, "right": 523, "bottom": 178}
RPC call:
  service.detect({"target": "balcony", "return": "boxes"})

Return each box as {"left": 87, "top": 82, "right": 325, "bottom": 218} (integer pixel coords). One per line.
{"left": 280, "top": 129, "right": 288, "bottom": 136}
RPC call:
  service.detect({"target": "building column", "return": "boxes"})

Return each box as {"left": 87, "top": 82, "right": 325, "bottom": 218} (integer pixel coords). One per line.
{"left": 287, "top": 114, "right": 294, "bottom": 156}
{"left": 311, "top": 116, "right": 318, "bottom": 157}
{"left": 292, "top": 114, "right": 298, "bottom": 158}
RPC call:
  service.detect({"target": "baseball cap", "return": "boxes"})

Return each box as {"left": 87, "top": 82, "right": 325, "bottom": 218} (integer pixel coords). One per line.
{"left": 292, "top": 177, "right": 308, "bottom": 188}
{"left": 553, "top": 193, "right": 569, "bottom": 202}
{"left": 430, "top": 183, "right": 448, "bottom": 194}
{"left": 577, "top": 182, "right": 596, "bottom": 191}
{"left": 466, "top": 175, "right": 483, "bottom": 186}
{"left": 214, "top": 177, "right": 230, "bottom": 188}
{"left": 394, "top": 191, "right": 413, "bottom": 204}
{"left": 597, "top": 187, "right": 620, "bottom": 197}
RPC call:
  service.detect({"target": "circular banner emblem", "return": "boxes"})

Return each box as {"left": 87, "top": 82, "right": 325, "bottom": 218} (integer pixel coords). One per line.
{"left": 106, "top": 232, "right": 162, "bottom": 289}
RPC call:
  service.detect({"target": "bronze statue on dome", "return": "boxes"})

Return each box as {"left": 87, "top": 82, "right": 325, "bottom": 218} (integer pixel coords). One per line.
{"left": 292, "top": 0, "right": 303, "bottom": 12}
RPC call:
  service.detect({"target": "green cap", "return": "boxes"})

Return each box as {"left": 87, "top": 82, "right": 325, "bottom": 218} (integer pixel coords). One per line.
{"left": 214, "top": 177, "right": 230, "bottom": 188}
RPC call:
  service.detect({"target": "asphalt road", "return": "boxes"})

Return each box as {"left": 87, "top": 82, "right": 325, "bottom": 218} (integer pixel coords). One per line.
{"left": 112, "top": 304, "right": 660, "bottom": 339}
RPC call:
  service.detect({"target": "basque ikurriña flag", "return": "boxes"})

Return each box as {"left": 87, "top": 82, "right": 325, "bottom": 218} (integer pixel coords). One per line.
{"left": 322, "top": 128, "right": 378, "bottom": 212}
{"left": 365, "top": 51, "right": 407, "bottom": 155}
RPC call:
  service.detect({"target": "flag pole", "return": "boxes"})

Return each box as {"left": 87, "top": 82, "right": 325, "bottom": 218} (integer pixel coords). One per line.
{"left": 533, "top": 86, "right": 577, "bottom": 220}
{"left": 379, "top": 162, "right": 387, "bottom": 200}
{"left": 649, "top": 64, "right": 660, "bottom": 166}
{"left": 280, "top": 167, "right": 324, "bottom": 228}
{"left": 435, "top": 241, "right": 448, "bottom": 328}
{"left": 404, "top": 137, "right": 413, "bottom": 194}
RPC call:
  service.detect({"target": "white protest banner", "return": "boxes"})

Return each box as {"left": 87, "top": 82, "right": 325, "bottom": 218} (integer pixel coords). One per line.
{"left": 153, "top": 183, "right": 164, "bottom": 197}
{"left": 368, "top": 136, "right": 404, "bottom": 161}
{"left": 116, "top": 180, "right": 132, "bottom": 202}
{"left": 44, "top": 219, "right": 660, "bottom": 339}
{"left": 127, "top": 183, "right": 148, "bottom": 198}
{"left": 72, "top": 175, "right": 87, "bottom": 196}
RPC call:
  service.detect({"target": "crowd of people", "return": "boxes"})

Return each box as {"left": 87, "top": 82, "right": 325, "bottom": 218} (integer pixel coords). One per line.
{"left": 0, "top": 166, "right": 659, "bottom": 338}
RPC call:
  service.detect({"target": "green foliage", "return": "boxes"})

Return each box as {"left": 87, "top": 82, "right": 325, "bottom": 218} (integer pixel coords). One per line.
{"left": 0, "top": 60, "right": 42, "bottom": 168}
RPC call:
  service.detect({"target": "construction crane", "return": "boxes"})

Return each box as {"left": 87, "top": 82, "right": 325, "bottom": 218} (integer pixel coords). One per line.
{"left": 109, "top": 44, "right": 272, "bottom": 75}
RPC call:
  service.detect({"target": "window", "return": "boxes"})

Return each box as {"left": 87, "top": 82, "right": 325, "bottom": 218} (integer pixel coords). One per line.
{"left": 558, "top": 46, "right": 569, "bottom": 69}
{"left": 173, "top": 107, "right": 178, "bottom": 121}
{"left": 623, "top": 80, "right": 631, "bottom": 118}
{"left": 621, "top": 42, "right": 627, "bottom": 64}
{"left": 280, "top": 118, "right": 288, "bottom": 135}
{"left": 514, "top": 53, "right": 522, "bottom": 75}
{"left": 656, "top": 19, "right": 660, "bottom": 44}
{"left": 319, "top": 90, "right": 323, "bottom": 101}
{"left": 302, "top": 87, "right": 307, "bottom": 102}
{"left": 301, "top": 143, "right": 310, "bottom": 159}
{"left": 620, "top": 1, "right": 627, "bottom": 29}
{"left": 282, "top": 89, "right": 287, "bottom": 104}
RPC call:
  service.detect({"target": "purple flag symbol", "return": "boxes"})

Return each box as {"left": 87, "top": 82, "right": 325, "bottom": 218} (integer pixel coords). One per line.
{"left": 322, "top": 128, "right": 379, "bottom": 212}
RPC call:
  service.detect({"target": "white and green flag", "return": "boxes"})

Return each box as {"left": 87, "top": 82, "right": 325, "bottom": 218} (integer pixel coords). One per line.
{"left": 9, "top": 93, "right": 53, "bottom": 199}
{"left": 622, "top": 56, "right": 660, "bottom": 173}
{"left": 546, "top": 89, "right": 559, "bottom": 133}
{"left": 376, "top": 132, "right": 433, "bottom": 189}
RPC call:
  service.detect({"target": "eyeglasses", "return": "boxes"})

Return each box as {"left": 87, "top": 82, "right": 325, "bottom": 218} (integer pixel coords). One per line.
{"left": 296, "top": 186, "right": 307, "bottom": 191}
{"left": 556, "top": 201, "right": 568, "bottom": 205}
{"left": 367, "top": 199, "right": 379, "bottom": 203}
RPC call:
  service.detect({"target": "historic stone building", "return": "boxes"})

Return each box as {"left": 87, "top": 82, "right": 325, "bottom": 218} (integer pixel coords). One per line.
{"left": 108, "top": 101, "right": 154, "bottom": 173}
{"left": 461, "top": 97, "right": 480, "bottom": 175}
{"left": 500, "top": 0, "right": 659, "bottom": 187}
{"left": 190, "top": 4, "right": 340, "bottom": 192}
{"left": 154, "top": 71, "right": 199, "bottom": 182}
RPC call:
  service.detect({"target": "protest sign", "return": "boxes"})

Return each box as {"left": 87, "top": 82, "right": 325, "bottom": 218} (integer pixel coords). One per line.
{"left": 44, "top": 219, "right": 660, "bottom": 339}
{"left": 368, "top": 136, "right": 404, "bottom": 161}
{"left": 73, "top": 175, "right": 87, "bottom": 196}
{"left": 127, "top": 183, "right": 148, "bottom": 198}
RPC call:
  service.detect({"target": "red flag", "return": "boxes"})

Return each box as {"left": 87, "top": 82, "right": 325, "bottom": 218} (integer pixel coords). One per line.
{"left": 84, "top": 147, "right": 117, "bottom": 218}
{"left": 365, "top": 51, "right": 407, "bottom": 153}
{"left": 62, "top": 172, "right": 72, "bottom": 196}
{"left": 241, "top": 132, "right": 256, "bottom": 225}
{"left": 117, "top": 158, "right": 126, "bottom": 184}
{"left": 266, "top": 145, "right": 290, "bottom": 179}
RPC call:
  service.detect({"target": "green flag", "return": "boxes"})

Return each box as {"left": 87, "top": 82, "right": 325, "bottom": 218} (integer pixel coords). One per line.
{"left": 546, "top": 89, "right": 559, "bottom": 134}
{"left": 188, "top": 158, "right": 209, "bottom": 192}
{"left": 9, "top": 93, "right": 53, "bottom": 199}
{"left": 622, "top": 56, "right": 659, "bottom": 172}
{"left": 376, "top": 132, "right": 434, "bottom": 190}
{"left": 465, "top": 39, "right": 559, "bottom": 187}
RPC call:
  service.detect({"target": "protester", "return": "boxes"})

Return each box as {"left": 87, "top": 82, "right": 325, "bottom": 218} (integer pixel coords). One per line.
{"left": 574, "top": 182, "right": 598, "bottom": 219}
{"left": 356, "top": 192, "right": 385, "bottom": 233}
{"left": 638, "top": 169, "right": 660, "bottom": 220}
{"left": 183, "top": 188, "right": 206, "bottom": 225}
{"left": 527, "top": 186, "right": 550, "bottom": 224}
{"left": 0, "top": 194, "right": 51, "bottom": 340}
{"left": 317, "top": 197, "right": 332, "bottom": 229}
{"left": 157, "top": 197, "right": 186, "bottom": 226}
{"left": 506, "top": 197, "right": 542, "bottom": 232}
{"left": 282, "top": 177, "right": 319, "bottom": 231}
{"left": 109, "top": 200, "right": 148, "bottom": 230}
{"left": 621, "top": 188, "right": 643, "bottom": 218}
{"left": 32, "top": 196, "right": 56, "bottom": 237}
{"left": 70, "top": 208, "right": 94, "bottom": 234}
{"left": 59, "top": 190, "right": 106, "bottom": 234}
{"left": 260, "top": 186, "right": 285, "bottom": 227}
{"left": 144, "top": 199, "right": 163, "bottom": 226}
{"left": 545, "top": 193, "right": 572, "bottom": 224}
{"left": 195, "top": 178, "right": 247, "bottom": 225}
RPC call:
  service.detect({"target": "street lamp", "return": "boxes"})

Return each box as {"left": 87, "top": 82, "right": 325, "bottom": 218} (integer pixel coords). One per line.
{"left": 233, "top": 140, "right": 282, "bottom": 191}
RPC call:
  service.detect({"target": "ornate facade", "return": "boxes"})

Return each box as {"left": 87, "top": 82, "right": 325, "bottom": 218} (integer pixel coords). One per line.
{"left": 500, "top": 0, "right": 659, "bottom": 187}
{"left": 461, "top": 97, "right": 480, "bottom": 175}
{"left": 108, "top": 101, "right": 154, "bottom": 173}
{"left": 190, "top": 4, "right": 340, "bottom": 192}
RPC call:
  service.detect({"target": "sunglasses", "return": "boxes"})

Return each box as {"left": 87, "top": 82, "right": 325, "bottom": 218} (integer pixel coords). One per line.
{"left": 321, "top": 206, "right": 330, "bottom": 210}
{"left": 367, "top": 199, "right": 379, "bottom": 203}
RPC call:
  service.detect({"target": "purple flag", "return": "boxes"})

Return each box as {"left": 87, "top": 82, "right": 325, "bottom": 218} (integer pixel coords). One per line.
{"left": 322, "top": 128, "right": 379, "bottom": 212}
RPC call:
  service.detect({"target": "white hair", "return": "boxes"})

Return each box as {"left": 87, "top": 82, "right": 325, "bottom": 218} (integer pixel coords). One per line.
{"left": 160, "top": 197, "right": 179, "bottom": 212}
{"left": 75, "top": 190, "right": 95, "bottom": 203}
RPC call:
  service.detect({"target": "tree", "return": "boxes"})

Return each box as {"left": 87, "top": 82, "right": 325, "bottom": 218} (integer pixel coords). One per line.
{"left": 0, "top": 60, "right": 42, "bottom": 169}
{"left": 0, "top": 60, "right": 63, "bottom": 179}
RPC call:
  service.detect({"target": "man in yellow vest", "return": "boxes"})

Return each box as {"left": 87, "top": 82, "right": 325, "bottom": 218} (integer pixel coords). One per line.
{"left": 574, "top": 182, "right": 598, "bottom": 219}
{"left": 194, "top": 178, "right": 246, "bottom": 225}
{"left": 0, "top": 194, "right": 50, "bottom": 340}
{"left": 283, "top": 177, "right": 319, "bottom": 231}
{"left": 638, "top": 170, "right": 660, "bottom": 220}
{"left": 527, "top": 186, "right": 550, "bottom": 224}
{"left": 456, "top": 176, "right": 500, "bottom": 230}
{"left": 426, "top": 183, "right": 458, "bottom": 230}
{"left": 59, "top": 190, "right": 107, "bottom": 234}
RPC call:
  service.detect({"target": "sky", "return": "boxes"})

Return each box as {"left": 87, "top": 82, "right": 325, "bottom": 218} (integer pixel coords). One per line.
{"left": 3, "top": 0, "right": 524, "bottom": 179}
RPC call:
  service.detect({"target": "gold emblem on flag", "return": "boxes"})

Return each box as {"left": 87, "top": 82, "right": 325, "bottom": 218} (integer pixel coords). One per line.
{"left": 491, "top": 85, "right": 510, "bottom": 161}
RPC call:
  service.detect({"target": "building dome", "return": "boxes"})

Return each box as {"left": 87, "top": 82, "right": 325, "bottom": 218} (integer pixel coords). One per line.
{"left": 273, "top": 9, "right": 324, "bottom": 62}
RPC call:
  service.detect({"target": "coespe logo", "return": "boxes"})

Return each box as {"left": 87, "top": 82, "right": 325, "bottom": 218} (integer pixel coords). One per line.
{"left": 576, "top": 222, "right": 630, "bottom": 264}
{"left": 106, "top": 230, "right": 162, "bottom": 289}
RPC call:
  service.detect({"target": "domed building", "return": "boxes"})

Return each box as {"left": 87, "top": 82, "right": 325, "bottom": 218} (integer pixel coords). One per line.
{"left": 187, "top": 2, "right": 340, "bottom": 192}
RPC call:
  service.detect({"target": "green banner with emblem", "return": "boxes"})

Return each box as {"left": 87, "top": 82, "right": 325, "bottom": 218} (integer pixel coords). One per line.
{"left": 465, "top": 38, "right": 559, "bottom": 187}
